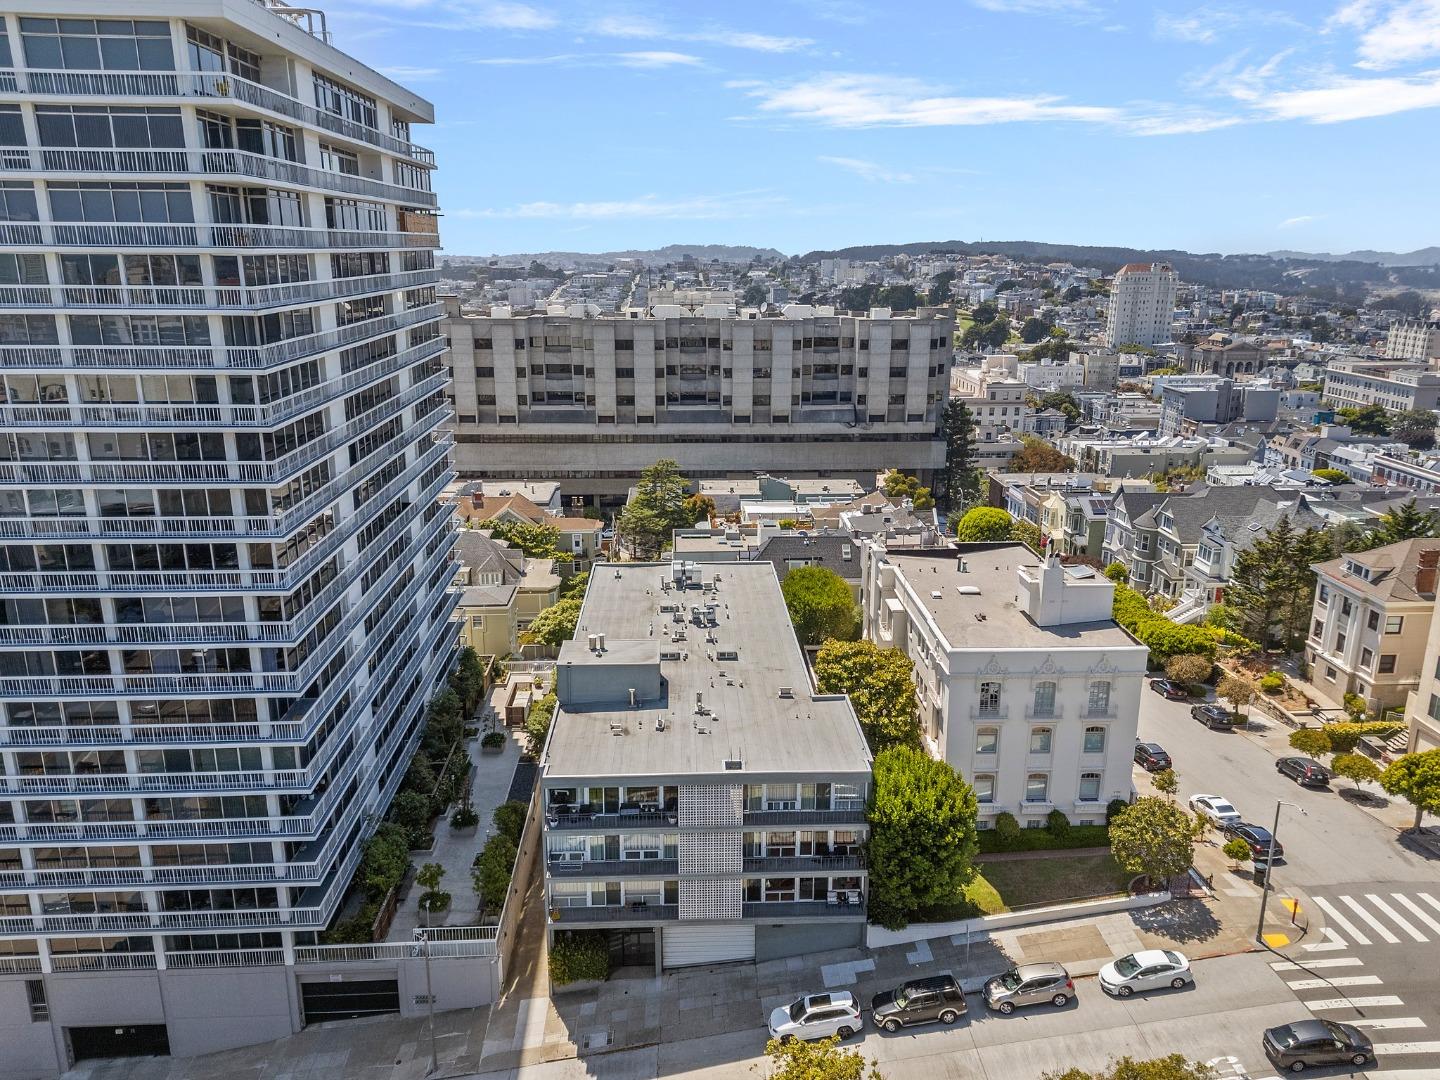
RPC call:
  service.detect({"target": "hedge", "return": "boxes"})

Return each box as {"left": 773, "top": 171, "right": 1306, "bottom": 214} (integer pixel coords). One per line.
{"left": 1320, "top": 720, "right": 1406, "bottom": 754}
{"left": 549, "top": 930, "right": 609, "bottom": 985}
{"left": 1112, "top": 585, "right": 1221, "bottom": 662}
{"left": 978, "top": 823, "right": 1109, "bottom": 853}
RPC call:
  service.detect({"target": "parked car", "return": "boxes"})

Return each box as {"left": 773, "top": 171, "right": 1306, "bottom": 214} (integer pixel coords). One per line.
{"left": 870, "top": 973, "right": 966, "bottom": 1031}
{"left": 1191, "top": 703, "right": 1236, "bottom": 730}
{"left": 982, "top": 962, "right": 1074, "bottom": 1014}
{"left": 1150, "top": 678, "right": 1189, "bottom": 699}
{"left": 1222, "top": 821, "right": 1284, "bottom": 860}
{"left": 1188, "top": 794, "right": 1243, "bottom": 826}
{"left": 1133, "top": 742, "right": 1173, "bottom": 772}
{"left": 1097, "top": 950, "right": 1193, "bottom": 997}
{"left": 1277, "top": 756, "right": 1333, "bottom": 787}
{"left": 768, "top": 992, "right": 862, "bottom": 1043}
{"left": 1263, "top": 1019, "right": 1373, "bottom": 1071}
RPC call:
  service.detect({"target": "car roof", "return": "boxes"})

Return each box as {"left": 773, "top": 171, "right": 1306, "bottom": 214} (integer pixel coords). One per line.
{"left": 1234, "top": 822, "right": 1270, "bottom": 834}
{"left": 805, "top": 991, "right": 853, "bottom": 1008}
{"left": 1139, "top": 742, "right": 1167, "bottom": 752}
{"left": 904, "top": 973, "right": 957, "bottom": 991}
{"left": 1128, "top": 949, "right": 1178, "bottom": 966}
{"left": 1199, "top": 703, "right": 1228, "bottom": 713}
{"left": 1016, "top": 962, "right": 1067, "bottom": 978}
{"left": 1280, "top": 1019, "right": 1336, "bottom": 1041}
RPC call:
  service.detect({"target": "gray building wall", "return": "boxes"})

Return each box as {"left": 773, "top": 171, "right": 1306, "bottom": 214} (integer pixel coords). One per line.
{"left": 755, "top": 922, "right": 863, "bottom": 962}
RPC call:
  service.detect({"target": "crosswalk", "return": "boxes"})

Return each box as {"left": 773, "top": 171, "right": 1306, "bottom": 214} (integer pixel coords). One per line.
{"left": 1308, "top": 891, "right": 1440, "bottom": 947}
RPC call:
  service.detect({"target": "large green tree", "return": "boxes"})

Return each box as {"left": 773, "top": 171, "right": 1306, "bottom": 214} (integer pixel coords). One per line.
{"left": 482, "top": 518, "right": 561, "bottom": 559}
{"left": 1351, "top": 499, "right": 1440, "bottom": 552}
{"left": 937, "top": 399, "right": 982, "bottom": 513}
{"left": 1337, "top": 404, "right": 1391, "bottom": 435}
{"left": 1109, "top": 796, "right": 1195, "bottom": 889}
{"left": 955, "top": 506, "right": 1014, "bottom": 542}
{"left": 1042, "top": 1056, "right": 1216, "bottom": 1080}
{"left": 526, "top": 597, "right": 581, "bottom": 647}
{"left": 1225, "top": 517, "right": 1334, "bottom": 651}
{"left": 1381, "top": 749, "right": 1440, "bottom": 829}
{"left": 866, "top": 746, "right": 979, "bottom": 929}
{"left": 763, "top": 1035, "right": 884, "bottom": 1080}
{"left": 1020, "top": 315, "right": 1055, "bottom": 343}
{"left": 616, "top": 459, "right": 694, "bottom": 559}
{"left": 781, "top": 566, "right": 861, "bottom": 647}
{"left": 1392, "top": 408, "right": 1438, "bottom": 450}
{"left": 1005, "top": 435, "right": 1076, "bottom": 473}
{"left": 814, "top": 639, "right": 920, "bottom": 753}
{"left": 880, "top": 470, "right": 935, "bottom": 511}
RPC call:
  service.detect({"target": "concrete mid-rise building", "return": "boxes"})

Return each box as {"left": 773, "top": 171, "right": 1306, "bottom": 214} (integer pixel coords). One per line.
{"left": 0, "top": 3, "right": 465, "bottom": 1070}
{"left": 1104, "top": 262, "right": 1177, "bottom": 349}
{"left": 1158, "top": 377, "right": 1280, "bottom": 435}
{"left": 1322, "top": 359, "right": 1440, "bottom": 414}
{"left": 444, "top": 300, "right": 954, "bottom": 502}
{"left": 1384, "top": 320, "right": 1440, "bottom": 362}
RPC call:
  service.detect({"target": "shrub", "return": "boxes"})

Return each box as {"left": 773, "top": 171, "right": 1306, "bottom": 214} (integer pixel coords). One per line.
{"left": 993, "top": 811, "right": 1021, "bottom": 849}
{"left": 450, "top": 805, "right": 479, "bottom": 829}
{"left": 419, "top": 890, "right": 451, "bottom": 913}
{"left": 493, "top": 799, "right": 528, "bottom": 845}
{"left": 955, "top": 506, "right": 1013, "bottom": 542}
{"left": 359, "top": 823, "right": 412, "bottom": 900}
{"left": 481, "top": 731, "right": 506, "bottom": 749}
{"left": 1259, "top": 671, "right": 1285, "bottom": 694}
{"left": 977, "top": 823, "right": 1108, "bottom": 853}
{"left": 549, "top": 930, "right": 610, "bottom": 985}
{"left": 1222, "top": 837, "right": 1252, "bottom": 868}
{"left": 1288, "top": 728, "right": 1332, "bottom": 758}
{"left": 1112, "top": 584, "right": 1221, "bottom": 663}
{"left": 1164, "top": 654, "right": 1213, "bottom": 685}
{"left": 1103, "top": 562, "right": 1129, "bottom": 583}
{"left": 1343, "top": 692, "right": 1369, "bottom": 721}
{"left": 1106, "top": 798, "right": 1131, "bottom": 824}
{"left": 390, "top": 790, "right": 433, "bottom": 847}
{"left": 1321, "top": 720, "right": 1406, "bottom": 754}
{"left": 1045, "top": 808, "right": 1071, "bottom": 839}
{"left": 473, "top": 833, "right": 518, "bottom": 911}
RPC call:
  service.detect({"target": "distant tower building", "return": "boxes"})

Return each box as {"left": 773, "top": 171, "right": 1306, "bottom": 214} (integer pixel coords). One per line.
{"left": 1385, "top": 320, "right": 1440, "bottom": 362}
{"left": 1105, "top": 262, "right": 1178, "bottom": 349}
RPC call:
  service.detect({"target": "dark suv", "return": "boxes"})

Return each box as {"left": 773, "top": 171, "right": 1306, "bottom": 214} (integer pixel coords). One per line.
{"left": 1223, "top": 821, "right": 1284, "bottom": 860}
{"left": 1134, "top": 742, "right": 1172, "bottom": 772}
{"left": 870, "top": 973, "right": 966, "bottom": 1031}
{"left": 1277, "top": 756, "right": 1332, "bottom": 787}
{"left": 1191, "top": 703, "right": 1235, "bottom": 730}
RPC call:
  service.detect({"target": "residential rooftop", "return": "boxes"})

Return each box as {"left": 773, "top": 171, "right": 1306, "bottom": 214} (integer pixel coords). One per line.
{"left": 542, "top": 562, "right": 871, "bottom": 781}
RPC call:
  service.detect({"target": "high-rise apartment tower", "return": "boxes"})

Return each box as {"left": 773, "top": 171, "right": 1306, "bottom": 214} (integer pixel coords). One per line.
{"left": 1104, "top": 262, "right": 1177, "bottom": 349}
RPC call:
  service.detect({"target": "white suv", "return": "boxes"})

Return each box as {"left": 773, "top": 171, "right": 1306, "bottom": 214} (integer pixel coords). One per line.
{"left": 768, "top": 992, "right": 862, "bottom": 1042}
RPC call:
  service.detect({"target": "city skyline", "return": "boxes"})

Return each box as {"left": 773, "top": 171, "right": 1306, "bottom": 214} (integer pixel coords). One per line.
{"left": 321, "top": 0, "right": 1440, "bottom": 256}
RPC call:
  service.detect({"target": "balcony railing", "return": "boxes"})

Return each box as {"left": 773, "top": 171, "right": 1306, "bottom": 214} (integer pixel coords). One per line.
{"left": 548, "top": 904, "right": 678, "bottom": 924}
{"left": 741, "top": 900, "right": 864, "bottom": 919}
{"left": 741, "top": 807, "right": 867, "bottom": 827}
{"left": 0, "top": 220, "right": 439, "bottom": 252}
{"left": 546, "top": 858, "right": 678, "bottom": 877}
{"left": 545, "top": 810, "right": 677, "bottom": 831}
{"left": 1, "top": 69, "right": 435, "bottom": 164}
{"left": 742, "top": 854, "right": 865, "bottom": 873}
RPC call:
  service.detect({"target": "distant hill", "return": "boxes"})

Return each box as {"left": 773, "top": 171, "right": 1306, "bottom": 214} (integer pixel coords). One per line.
{"left": 797, "top": 239, "right": 1440, "bottom": 293}
{"left": 1267, "top": 247, "right": 1440, "bottom": 267}
{"left": 445, "top": 244, "right": 785, "bottom": 268}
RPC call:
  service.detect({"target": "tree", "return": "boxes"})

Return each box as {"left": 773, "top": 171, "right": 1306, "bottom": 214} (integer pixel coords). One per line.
{"left": 1103, "top": 562, "right": 1129, "bottom": 583}
{"left": 1038, "top": 391, "right": 1082, "bottom": 426}
{"left": 1288, "top": 728, "right": 1333, "bottom": 758}
{"left": 1359, "top": 499, "right": 1440, "bottom": 550}
{"left": 390, "top": 790, "right": 432, "bottom": 845}
{"left": 876, "top": 283, "right": 919, "bottom": 311}
{"left": 1332, "top": 752, "right": 1383, "bottom": 791}
{"left": 682, "top": 492, "right": 716, "bottom": 524}
{"left": 781, "top": 566, "right": 861, "bottom": 647}
{"left": 937, "top": 399, "right": 983, "bottom": 512}
{"left": 616, "top": 459, "right": 693, "bottom": 559}
{"left": 961, "top": 315, "right": 1010, "bottom": 350}
{"left": 526, "top": 596, "right": 582, "bottom": 648}
{"left": 1164, "top": 654, "right": 1212, "bottom": 685}
{"left": 928, "top": 270, "right": 955, "bottom": 305}
{"left": 955, "top": 506, "right": 1014, "bottom": 542}
{"left": 880, "top": 470, "right": 935, "bottom": 511}
{"left": 523, "top": 690, "right": 557, "bottom": 757}
{"left": 1380, "top": 749, "right": 1440, "bottom": 829}
{"left": 1222, "top": 837, "right": 1252, "bottom": 870}
{"left": 762, "top": 1035, "right": 883, "bottom": 1080}
{"left": 1336, "top": 404, "right": 1391, "bottom": 435}
{"left": 741, "top": 280, "right": 768, "bottom": 308}
{"left": 1005, "top": 435, "right": 1076, "bottom": 473}
{"left": 1216, "top": 674, "right": 1256, "bottom": 722}
{"left": 1010, "top": 518, "right": 1045, "bottom": 552}
{"left": 1020, "top": 315, "right": 1054, "bottom": 343}
{"left": 359, "top": 824, "right": 412, "bottom": 899}
{"left": 493, "top": 799, "right": 528, "bottom": 844}
{"left": 1152, "top": 768, "right": 1178, "bottom": 797}
{"left": 557, "top": 570, "right": 589, "bottom": 602}
{"left": 814, "top": 639, "right": 921, "bottom": 752}
{"left": 1226, "top": 517, "right": 1334, "bottom": 650}
{"left": 450, "top": 645, "right": 487, "bottom": 713}
{"left": 866, "top": 746, "right": 979, "bottom": 929}
{"left": 970, "top": 300, "right": 998, "bottom": 325}
{"left": 482, "top": 518, "right": 562, "bottom": 559}
{"left": 1312, "top": 468, "right": 1350, "bottom": 484}
{"left": 1109, "top": 796, "right": 1195, "bottom": 888}
{"left": 1392, "top": 409, "right": 1438, "bottom": 449}
{"left": 473, "top": 833, "right": 518, "bottom": 911}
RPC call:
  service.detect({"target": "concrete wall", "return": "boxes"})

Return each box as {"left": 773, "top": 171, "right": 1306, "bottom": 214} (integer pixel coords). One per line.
{"left": 0, "top": 978, "right": 63, "bottom": 1080}
{"left": 866, "top": 891, "right": 1170, "bottom": 949}
{"left": 755, "top": 922, "right": 863, "bottom": 962}
{"left": 159, "top": 968, "right": 296, "bottom": 1057}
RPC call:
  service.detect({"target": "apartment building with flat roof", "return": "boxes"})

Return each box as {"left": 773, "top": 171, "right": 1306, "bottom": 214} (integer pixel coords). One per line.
{"left": 538, "top": 561, "right": 872, "bottom": 970}
{"left": 1322, "top": 359, "right": 1440, "bottom": 413}
{"left": 443, "top": 299, "right": 954, "bottom": 501}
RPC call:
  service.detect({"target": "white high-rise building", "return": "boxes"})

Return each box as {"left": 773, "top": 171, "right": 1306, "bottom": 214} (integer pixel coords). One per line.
{"left": 0, "top": 3, "right": 462, "bottom": 1069}
{"left": 1385, "top": 319, "right": 1440, "bottom": 362}
{"left": 1104, "top": 262, "right": 1177, "bottom": 349}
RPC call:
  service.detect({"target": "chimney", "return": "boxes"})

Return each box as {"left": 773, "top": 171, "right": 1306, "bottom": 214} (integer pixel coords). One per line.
{"left": 1416, "top": 547, "right": 1440, "bottom": 598}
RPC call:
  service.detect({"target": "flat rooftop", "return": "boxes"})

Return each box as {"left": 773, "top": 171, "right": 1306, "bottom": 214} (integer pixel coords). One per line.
{"left": 886, "top": 547, "right": 1138, "bottom": 650}
{"left": 543, "top": 562, "right": 871, "bottom": 781}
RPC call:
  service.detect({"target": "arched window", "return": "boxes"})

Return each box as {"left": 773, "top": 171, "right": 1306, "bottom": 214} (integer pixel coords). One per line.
{"left": 1029, "top": 727, "right": 1053, "bottom": 754}
{"left": 1078, "top": 772, "right": 1102, "bottom": 802}
{"left": 1032, "top": 681, "right": 1056, "bottom": 717}
{"left": 1088, "top": 681, "right": 1111, "bottom": 716}
{"left": 1083, "top": 725, "right": 1106, "bottom": 753}
{"left": 1024, "top": 773, "right": 1049, "bottom": 803}
{"left": 979, "top": 681, "right": 1002, "bottom": 716}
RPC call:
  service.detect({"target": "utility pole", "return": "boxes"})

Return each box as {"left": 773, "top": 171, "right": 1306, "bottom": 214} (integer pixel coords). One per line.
{"left": 414, "top": 929, "right": 438, "bottom": 1076}
{"left": 1255, "top": 800, "right": 1303, "bottom": 946}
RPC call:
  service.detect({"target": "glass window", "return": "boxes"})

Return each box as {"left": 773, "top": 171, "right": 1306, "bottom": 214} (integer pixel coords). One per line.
{"left": 1088, "top": 681, "right": 1111, "bottom": 716}
{"left": 1385, "top": 615, "right": 1403, "bottom": 634}
{"left": 972, "top": 774, "right": 994, "bottom": 804}
{"left": 312, "top": 73, "right": 378, "bottom": 129}
{"left": 1032, "top": 681, "right": 1056, "bottom": 716}
{"left": 975, "top": 727, "right": 998, "bottom": 754}
{"left": 979, "top": 681, "right": 1002, "bottom": 715}
{"left": 1367, "top": 611, "right": 1380, "bottom": 631}
{"left": 1078, "top": 772, "right": 1102, "bottom": 802}
{"left": 22, "top": 18, "right": 173, "bottom": 72}
{"left": 1083, "top": 726, "right": 1106, "bottom": 754}
{"left": 1024, "top": 774, "right": 1049, "bottom": 803}
{"left": 0, "top": 183, "right": 39, "bottom": 223}
{"left": 1378, "top": 654, "right": 1397, "bottom": 674}
{"left": 1029, "top": 727, "right": 1052, "bottom": 754}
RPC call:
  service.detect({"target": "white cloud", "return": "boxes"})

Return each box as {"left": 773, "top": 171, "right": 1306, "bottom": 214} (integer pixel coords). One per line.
{"left": 1279, "top": 214, "right": 1320, "bottom": 227}
{"left": 1156, "top": 12, "right": 1221, "bottom": 42}
{"left": 1256, "top": 68, "right": 1440, "bottom": 121}
{"left": 616, "top": 51, "right": 703, "bottom": 68}
{"left": 344, "top": 0, "right": 557, "bottom": 30}
{"left": 588, "top": 15, "right": 812, "bottom": 52}
{"left": 470, "top": 50, "right": 701, "bottom": 68}
{"left": 1330, "top": 0, "right": 1440, "bottom": 69}
{"left": 378, "top": 65, "right": 443, "bottom": 79}
{"left": 969, "top": 0, "right": 1095, "bottom": 12}
{"left": 455, "top": 191, "right": 781, "bottom": 220}
{"left": 816, "top": 156, "right": 916, "bottom": 183}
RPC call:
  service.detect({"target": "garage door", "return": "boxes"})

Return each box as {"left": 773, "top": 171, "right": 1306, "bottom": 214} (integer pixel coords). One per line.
{"left": 300, "top": 978, "right": 400, "bottom": 1025}
{"left": 662, "top": 924, "right": 755, "bottom": 968}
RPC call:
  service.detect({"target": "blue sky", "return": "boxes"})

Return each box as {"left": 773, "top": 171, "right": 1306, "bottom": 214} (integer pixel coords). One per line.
{"left": 319, "top": 0, "right": 1440, "bottom": 257}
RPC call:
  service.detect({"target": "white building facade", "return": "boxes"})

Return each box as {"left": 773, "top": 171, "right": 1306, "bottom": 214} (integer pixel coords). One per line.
{"left": 1104, "top": 262, "right": 1177, "bottom": 349}
{"left": 859, "top": 543, "right": 1146, "bottom": 828}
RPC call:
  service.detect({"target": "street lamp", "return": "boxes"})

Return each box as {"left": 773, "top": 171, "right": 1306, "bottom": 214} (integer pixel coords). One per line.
{"left": 413, "top": 928, "right": 439, "bottom": 1076}
{"left": 1254, "top": 799, "right": 1305, "bottom": 946}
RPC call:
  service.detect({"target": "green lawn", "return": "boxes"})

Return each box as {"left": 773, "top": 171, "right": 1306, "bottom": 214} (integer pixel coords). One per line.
{"left": 977, "top": 853, "right": 1131, "bottom": 911}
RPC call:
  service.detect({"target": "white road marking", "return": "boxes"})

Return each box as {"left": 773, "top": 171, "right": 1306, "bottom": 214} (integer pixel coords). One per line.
{"left": 1302, "top": 927, "right": 1349, "bottom": 952}
{"left": 1366, "top": 894, "right": 1428, "bottom": 943}
{"left": 1391, "top": 893, "right": 1440, "bottom": 937}
{"left": 1370, "top": 1041, "right": 1440, "bottom": 1054}
{"left": 1270, "top": 957, "right": 1364, "bottom": 971}
{"left": 1339, "top": 894, "right": 1403, "bottom": 944}
{"left": 1305, "top": 995, "right": 1405, "bottom": 1010}
{"left": 1312, "top": 896, "right": 1373, "bottom": 946}
{"left": 1349, "top": 1018, "right": 1428, "bottom": 1030}
{"left": 1287, "top": 975, "right": 1383, "bottom": 990}
{"left": 1417, "top": 892, "right": 1440, "bottom": 919}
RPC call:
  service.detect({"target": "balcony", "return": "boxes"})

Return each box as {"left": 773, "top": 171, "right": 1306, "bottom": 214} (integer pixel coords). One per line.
{"left": 546, "top": 858, "right": 678, "bottom": 877}
{"left": 742, "top": 854, "right": 865, "bottom": 873}
{"left": 546, "top": 810, "right": 676, "bottom": 831}
{"left": 549, "top": 903, "right": 678, "bottom": 924}
{"left": 742, "top": 807, "right": 867, "bottom": 827}
{"left": 0, "top": 220, "right": 439, "bottom": 253}
{"left": 742, "top": 900, "right": 864, "bottom": 919}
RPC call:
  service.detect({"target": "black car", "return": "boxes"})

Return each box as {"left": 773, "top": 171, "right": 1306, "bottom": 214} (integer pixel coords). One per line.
{"left": 1150, "top": 678, "right": 1189, "bottom": 699}
{"left": 1133, "top": 742, "right": 1172, "bottom": 772}
{"left": 1263, "top": 1019, "right": 1373, "bottom": 1071}
{"left": 870, "top": 973, "right": 966, "bottom": 1032}
{"left": 1223, "top": 821, "right": 1284, "bottom": 860}
{"left": 1191, "top": 703, "right": 1235, "bottom": 730}
{"left": 1277, "top": 756, "right": 1332, "bottom": 787}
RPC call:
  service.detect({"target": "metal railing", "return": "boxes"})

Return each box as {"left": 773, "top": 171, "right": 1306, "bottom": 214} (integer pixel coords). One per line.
{"left": 549, "top": 904, "right": 678, "bottom": 923}
{"left": 741, "top": 900, "right": 865, "bottom": 918}
{"left": 0, "top": 220, "right": 439, "bottom": 252}
{"left": 740, "top": 807, "right": 867, "bottom": 827}
{"left": 546, "top": 858, "right": 678, "bottom": 877}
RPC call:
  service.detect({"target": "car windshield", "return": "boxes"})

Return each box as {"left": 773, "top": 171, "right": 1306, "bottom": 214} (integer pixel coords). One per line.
{"left": 1216, "top": 803, "right": 1236, "bottom": 815}
{"left": 1163, "top": 951, "right": 1182, "bottom": 965}
{"left": 1113, "top": 955, "right": 1141, "bottom": 977}
{"left": 998, "top": 971, "right": 1022, "bottom": 990}
{"left": 893, "top": 991, "right": 909, "bottom": 1008}
{"left": 1273, "top": 1025, "right": 1300, "bottom": 1048}
{"left": 788, "top": 1000, "right": 806, "bottom": 1022}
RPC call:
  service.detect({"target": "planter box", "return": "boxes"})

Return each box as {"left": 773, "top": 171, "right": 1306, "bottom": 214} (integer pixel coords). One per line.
{"left": 481, "top": 744, "right": 504, "bottom": 756}
{"left": 551, "top": 977, "right": 606, "bottom": 996}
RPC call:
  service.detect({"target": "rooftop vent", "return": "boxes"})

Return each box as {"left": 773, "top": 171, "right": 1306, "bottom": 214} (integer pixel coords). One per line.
{"left": 723, "top": 758, "right": 743, "bottom": 770}
{"left": 778, "top": 686, "right": 794, "bottom": 699}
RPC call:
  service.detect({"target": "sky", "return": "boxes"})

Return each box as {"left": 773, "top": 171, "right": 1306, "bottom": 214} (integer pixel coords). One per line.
{"left": 316, "top": 0, "right": 1440, "bottom": 257}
